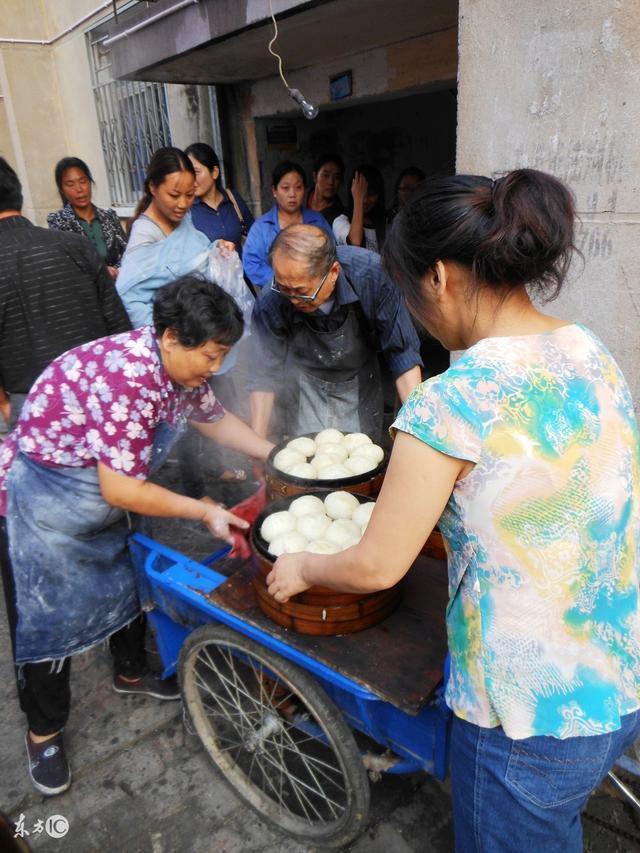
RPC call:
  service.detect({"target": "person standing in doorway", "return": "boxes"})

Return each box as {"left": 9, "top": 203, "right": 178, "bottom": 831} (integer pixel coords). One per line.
{"left": 333, "top": 164, "right": 386, "bottom": 253}
{"left": 243, "top": 161, "right": 334, "bottom": 289}
{"left": 306, "top": 153, "right": 346, "bottom": 227}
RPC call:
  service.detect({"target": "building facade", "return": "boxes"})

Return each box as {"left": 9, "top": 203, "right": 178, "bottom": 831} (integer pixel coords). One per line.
{"left": 1, "top": 0, "right": 638, "bottom": 405}
{"left": 0, "top": 0, "right": 219, "bottom": 222}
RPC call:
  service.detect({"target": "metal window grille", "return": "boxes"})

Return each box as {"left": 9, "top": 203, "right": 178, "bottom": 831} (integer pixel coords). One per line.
{"left": 87, "top": 33, "right": 172, "bottom": 207}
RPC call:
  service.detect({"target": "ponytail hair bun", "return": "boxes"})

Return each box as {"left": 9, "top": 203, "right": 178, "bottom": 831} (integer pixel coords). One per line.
{"left": 477, "top": 169, "right": 576, "bottom": 298}
{"left": 383, "top": 168, "right": 577, "bottom": 315}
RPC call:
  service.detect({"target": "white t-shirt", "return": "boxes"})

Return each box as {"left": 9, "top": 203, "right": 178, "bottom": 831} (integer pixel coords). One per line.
{"left": 332, "top": 214, "right": 379, "bottom": 253}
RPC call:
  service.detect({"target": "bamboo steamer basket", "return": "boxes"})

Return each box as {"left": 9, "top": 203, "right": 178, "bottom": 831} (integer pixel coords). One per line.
{"left": 265, "top": 433, "right": 388, "bottom": 501}
{"left": 251, "top": 491, "right": 402, "bottom": 635}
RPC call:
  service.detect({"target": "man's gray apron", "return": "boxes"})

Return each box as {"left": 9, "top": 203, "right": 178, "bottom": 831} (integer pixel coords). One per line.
{"left": 7, "top": 420, "right": 183, "bottom": 665}
{"left": 289, "top": 302, "right": 383, "bottom": 441}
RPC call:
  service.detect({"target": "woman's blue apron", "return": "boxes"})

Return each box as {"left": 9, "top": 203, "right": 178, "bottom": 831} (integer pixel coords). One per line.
{"left": 6, "top": 421, "right": 182, "bottom": 665}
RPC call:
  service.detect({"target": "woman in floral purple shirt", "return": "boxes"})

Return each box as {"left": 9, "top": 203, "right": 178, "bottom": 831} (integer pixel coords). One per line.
{"left": 0, "top": 276, "right": 274, "bottom": 797}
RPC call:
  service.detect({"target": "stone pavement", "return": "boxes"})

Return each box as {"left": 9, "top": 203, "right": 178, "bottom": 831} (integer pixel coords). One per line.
{"left": 1, "top": 467, "right": 639, "bottom": 851}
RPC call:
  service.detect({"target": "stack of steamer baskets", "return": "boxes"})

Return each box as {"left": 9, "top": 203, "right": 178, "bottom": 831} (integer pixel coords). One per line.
{"left": 251, "top": 428, "right": 445, "bottom": 636}
{"left": 265, "top": 428, "right": 386, "bottom": 500}
{"left": 251, "top": 488, "right": 402, "bottom": 635}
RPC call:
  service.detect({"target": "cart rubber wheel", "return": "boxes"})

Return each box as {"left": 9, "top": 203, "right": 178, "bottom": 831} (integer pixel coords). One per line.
{"left": 179, "top": 624, "right": 370, "bottom": 848}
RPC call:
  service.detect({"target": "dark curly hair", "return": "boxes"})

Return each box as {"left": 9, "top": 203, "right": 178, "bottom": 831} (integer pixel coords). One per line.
{"left": 152, "top": 276, "right": 243, "bottom": 348}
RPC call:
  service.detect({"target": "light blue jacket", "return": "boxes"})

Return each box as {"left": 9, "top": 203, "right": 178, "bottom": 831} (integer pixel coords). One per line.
{"left": 117, "top": 213, "right": 211, "bottom": 328}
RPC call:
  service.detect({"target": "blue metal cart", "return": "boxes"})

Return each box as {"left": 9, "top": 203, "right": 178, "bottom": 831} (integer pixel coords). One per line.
{"left": 130, "top": 532, "right": 452, "bottom": 849}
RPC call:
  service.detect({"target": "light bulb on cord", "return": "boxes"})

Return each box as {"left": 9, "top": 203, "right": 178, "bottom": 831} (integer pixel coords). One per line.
{"left": 288, "top": 88, "right": 319, "bottom": 120}
{"left": 268, "top": 0, "right": 320, "bottom": 120}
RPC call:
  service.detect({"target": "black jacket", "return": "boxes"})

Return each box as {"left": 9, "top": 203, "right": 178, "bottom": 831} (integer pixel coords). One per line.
{"left": 47, "top": 203, "right": 127, "bottom": 268}
{"left": 0, "top": 215, "right": 131, "bottom": 394}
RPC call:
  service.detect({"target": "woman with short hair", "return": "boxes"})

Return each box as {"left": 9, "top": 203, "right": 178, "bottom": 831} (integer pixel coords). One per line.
{"left": 0, "top": 275, "right": 274, "bottom": 798}
{"left": 47, "top": 156, "right": 127, "bottom": 278}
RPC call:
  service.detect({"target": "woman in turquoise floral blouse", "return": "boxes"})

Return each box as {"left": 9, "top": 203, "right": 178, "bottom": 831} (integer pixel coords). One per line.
{"left": 266, "top": 168, "right": 640, "bottom": 852}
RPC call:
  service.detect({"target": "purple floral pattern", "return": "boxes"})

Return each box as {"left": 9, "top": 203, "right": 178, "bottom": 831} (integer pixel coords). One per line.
{"left": 0, "top": 326, "right": 224, "bottom": 514}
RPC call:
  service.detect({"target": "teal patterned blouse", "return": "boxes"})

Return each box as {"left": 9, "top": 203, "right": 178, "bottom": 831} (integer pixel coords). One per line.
{"left": 393, "top": 323, "right": 640, "bottom": 739}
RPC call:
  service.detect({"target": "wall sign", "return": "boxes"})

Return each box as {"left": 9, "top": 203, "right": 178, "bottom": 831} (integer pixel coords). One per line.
{"left": 330, "top": 70, "right": 353, "bottom": 101}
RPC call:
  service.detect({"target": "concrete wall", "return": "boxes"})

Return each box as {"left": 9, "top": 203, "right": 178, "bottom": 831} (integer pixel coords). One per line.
{"left": 231, "top": 26, "right": 457, "bottom": 214}
{"left": 0, "top": 1, "right": 218, "bottom": 223}
{"left": 250, "top": 27, "right": 457, "bottom": 119}
{"left": 165, "top": 84, "right": 216, "bottom": 151}
{"left": 457, "top": 0, "right": 640, "bottom": 405}
{"left": 0, "top": 1, "right": 109, "bottom": 222}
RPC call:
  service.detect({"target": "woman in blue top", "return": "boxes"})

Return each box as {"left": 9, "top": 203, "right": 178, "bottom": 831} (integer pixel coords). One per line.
{"left": 242, "top": 160, "right": 333, "bottom": 288}
{"left": 185, "top": 142, "right": 254, "bottom": 254}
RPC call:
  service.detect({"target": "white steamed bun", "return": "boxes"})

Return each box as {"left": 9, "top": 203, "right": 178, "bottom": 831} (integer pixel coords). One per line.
{"left": 260, "top": 510, "right": 296, "bottom": 543}
{"left": 325, "top": 518, "right": 361, "bottom": 547}
{"left": 268, "top": 531, "right": 309, "bottom": 556}
{"left": 289, "top": 494, "right": 326, "bottom": 517}
{"left": 305, "top": 539, "right": 342, "bottom": 554}
{"left": 315, "top": 428, "right": 344, "bottom": 446}
{"left": 297, "top": 513, "right": 332, "bottom": 540}
{"left": 352, "top": 501, "right": 375, "bottom": 529}
{"left": 342, "top": 432, "right": 373, "bottom": 452}
{"left": 273, "top": 448, "right": 306, "bottom": 472}
{"left": 286, "top": 462, "right": 317, "bottom": 479}
{"left": 345, "top": 455, "right": 377, "bottom": 476}
{"left": 324, "top": 490, "right": 360, "bottom": 520}
{"left": 317, "top": 464, "right": 352, "bottom": 480}
{"left": 287, "top": 436, "right": 316, "bottom": 457}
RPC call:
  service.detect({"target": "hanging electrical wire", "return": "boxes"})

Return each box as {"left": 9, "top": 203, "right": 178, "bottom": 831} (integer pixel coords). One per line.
{"left": 267, "top": 0, "right": 318, "bottom": 119}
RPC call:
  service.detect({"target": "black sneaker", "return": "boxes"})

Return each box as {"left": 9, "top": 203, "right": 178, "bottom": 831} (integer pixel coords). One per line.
{"left": 113, "top": 672, "right": 181, "bottom": 701}
{"left": 24, "top": 731, "right": 71, "bottom": 796}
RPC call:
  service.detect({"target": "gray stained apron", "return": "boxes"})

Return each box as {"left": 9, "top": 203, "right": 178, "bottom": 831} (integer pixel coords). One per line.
{"left": 7, "top": 420, "right": 183, "bottom": 665}
{"left": 289, "top": 302, "right": 383, "bottom": 441}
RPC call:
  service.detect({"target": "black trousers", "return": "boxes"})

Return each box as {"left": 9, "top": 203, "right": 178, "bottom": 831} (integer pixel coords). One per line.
{"left": 0, "top": 518, "right": 148, "bottom": 736}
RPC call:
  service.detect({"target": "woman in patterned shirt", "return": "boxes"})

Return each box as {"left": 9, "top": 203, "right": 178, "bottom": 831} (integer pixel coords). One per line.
{"left": 266, "top": 169, "right": 640, "bottom": 851}
{"left": 47, "top": 157, "right": 127, "bottom": 279}
{"left": 0, "top": 276, "right": 274, "bottom": 798}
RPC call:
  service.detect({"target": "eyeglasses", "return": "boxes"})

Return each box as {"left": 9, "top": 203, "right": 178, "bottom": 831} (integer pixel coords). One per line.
{"left": 270, "top": 263, "right": 335, "bottom": 302}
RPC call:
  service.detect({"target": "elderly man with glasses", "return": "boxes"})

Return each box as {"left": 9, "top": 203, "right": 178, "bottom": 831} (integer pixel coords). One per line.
{"left": 248, "top": 224, "right": 422, "bottom": 441}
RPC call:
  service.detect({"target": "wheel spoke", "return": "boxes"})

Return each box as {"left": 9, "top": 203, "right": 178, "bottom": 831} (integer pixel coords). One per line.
{"left": 193, "top": 672, "right": 257, "bottom": 733}
{"left": 276, "top": 733, "right": 347, "bottom": 782}
{"left": 252, "top": 750, "right": 291, "bottom": 812}
{"left": 199, "top": 647, "right": 265, "bottom": 721}
{"left": 274, "top": 725, "right": 346, "bottom": 818}
{"left": 257, "top": 746, "right": 338, "bottom": 822}
{"left": 197, "top": 650, "right": 259, "bottom": 734}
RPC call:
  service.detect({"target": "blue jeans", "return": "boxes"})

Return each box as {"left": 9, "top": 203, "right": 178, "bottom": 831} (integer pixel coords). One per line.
{"left": 450, "top": 710, "right": 640, "bottom": 852}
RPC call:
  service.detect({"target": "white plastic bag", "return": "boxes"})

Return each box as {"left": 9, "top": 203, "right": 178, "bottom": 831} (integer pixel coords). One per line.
{"left": 207, "top": 242, "right": 254, "bottom": 333}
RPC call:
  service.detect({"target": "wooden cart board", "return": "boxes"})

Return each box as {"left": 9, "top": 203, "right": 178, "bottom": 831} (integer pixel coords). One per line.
{"left": 206, "top": 554, "right": 449, "bottom": 715}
